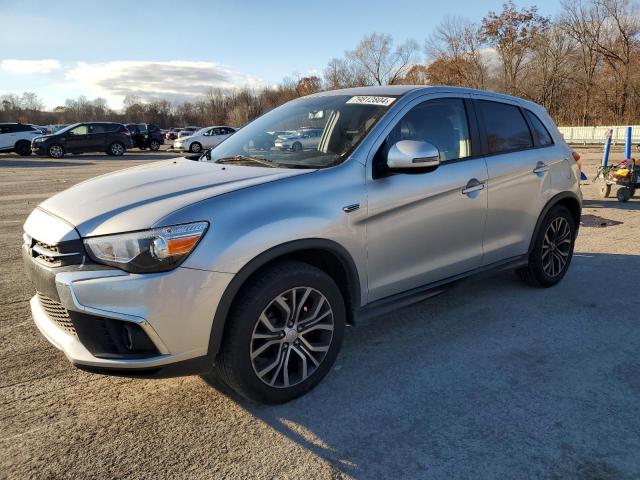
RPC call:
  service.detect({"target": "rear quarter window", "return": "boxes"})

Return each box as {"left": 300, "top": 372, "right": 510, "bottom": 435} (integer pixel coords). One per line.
{"left": 478, "top": 100, "right": 533, "bottom": 154}
{"left": 524, "top": 110, "right": 553, "bottom": 147}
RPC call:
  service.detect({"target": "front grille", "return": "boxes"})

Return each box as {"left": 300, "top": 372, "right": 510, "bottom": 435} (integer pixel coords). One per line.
{"left": 37, "top": 292, "right": 76, "bottom": 335}
{"left": 24, "top": 232, "right": 85, "bottom": 267}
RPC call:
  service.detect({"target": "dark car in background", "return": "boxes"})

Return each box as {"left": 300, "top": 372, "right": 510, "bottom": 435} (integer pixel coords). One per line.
{"left": 125, "top": 123, "right": 164, "bottom": 151}
{"left": 31, "top": 122, "right": 133, "bottom": 158}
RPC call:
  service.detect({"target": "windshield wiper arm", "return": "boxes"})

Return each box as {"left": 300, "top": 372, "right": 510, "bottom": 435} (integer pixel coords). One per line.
{"left": 216, "top": 155, "right": 279, "bottom": 168}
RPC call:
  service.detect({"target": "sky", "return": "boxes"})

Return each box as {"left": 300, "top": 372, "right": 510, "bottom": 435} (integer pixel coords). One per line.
{"left": 0, "top": 0, "right": 562, "bottom": 110}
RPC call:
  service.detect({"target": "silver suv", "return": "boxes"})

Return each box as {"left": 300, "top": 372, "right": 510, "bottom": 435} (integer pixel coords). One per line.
{"left": 22, "top": 86, "right": 581, "bottom": 403}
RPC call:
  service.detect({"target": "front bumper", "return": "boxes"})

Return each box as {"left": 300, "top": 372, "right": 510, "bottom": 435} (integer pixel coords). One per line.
{"left": 31, "top": 143, "right": 47, "bottom": 155}
{"left": 25, "top": 246, "right": 234, "bottom": 374}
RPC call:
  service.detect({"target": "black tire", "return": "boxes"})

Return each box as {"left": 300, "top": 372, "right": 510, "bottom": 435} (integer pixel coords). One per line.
{"left": 517, "top": 205, "right": 576, "bottom": 288}
{"left": 149, "top": 140, "right": 160, "bottom": 151}
{"left": 189, "top": 142, "right": 202, "bottom": 153}
{"left": 291, "top": 141, "right": 302, "bottom": 151}
{"left": 599, "top": 181, "right": 611, "bottom": 198}
{"left": 47, "top": 144, "right": 65, "bottom": 159}
{"left": 216, "top": 261, "right": 345, "bottom": 404}
{"left": 15, "top": 141, "right": 31, "bottom": 156}
{"left": 617, "top": 187, "right": 631, "bottom": 202}
{"left": 109, "top": 142, "right": 125, "bottom": 156}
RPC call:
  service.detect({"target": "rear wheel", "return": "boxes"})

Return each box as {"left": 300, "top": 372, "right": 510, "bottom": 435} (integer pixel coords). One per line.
{"left": 47, "top": 144, "right": 65, "bottom": 159}
{"left": 109, "top": 142, "right": 125, "bottom": 156}
{"left": 216, "top": 261, "right": 345, "bottom": 404}
{"left": 149, "top": 139, "right": 160, "bottom": 151}
{"left": 15, "top": 140, "right": 31, "bottom": 156}
{"left": 517, "top": 205, "right": 576, "bottom": 288}
{"left": 617, "top": 187, "right": 632, "bottom": 202}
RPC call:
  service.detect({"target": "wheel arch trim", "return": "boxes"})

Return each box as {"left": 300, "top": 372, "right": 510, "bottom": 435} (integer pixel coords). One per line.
{"left": 527, "top": 191, "right": 582, "bottom": 254}
{"left": 207, "top": 238, "right": 362, "bottom": 360}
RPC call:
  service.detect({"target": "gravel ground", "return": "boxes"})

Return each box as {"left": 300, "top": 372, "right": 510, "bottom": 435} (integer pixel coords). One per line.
{"left": 1, "top": 146, "right": 639, "bottom": 479}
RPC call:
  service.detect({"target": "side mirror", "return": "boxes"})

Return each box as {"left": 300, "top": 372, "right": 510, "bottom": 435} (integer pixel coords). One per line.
{"left": 386, "top": 140, "right": 440, "bottom": 170}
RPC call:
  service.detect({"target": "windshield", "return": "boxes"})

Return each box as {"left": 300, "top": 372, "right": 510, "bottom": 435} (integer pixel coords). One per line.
{"left": 204, "top": 94, "right": 397, "bottom": 169}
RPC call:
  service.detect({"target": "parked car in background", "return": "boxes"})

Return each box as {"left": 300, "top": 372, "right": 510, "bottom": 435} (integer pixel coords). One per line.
{"left": 125, "top": 123, "right": 164, "bottom": 151}
{"left": 274, "top": 127, "right": 323, "bottom": 151}
{"left": 173, "top": 126, "right": 236, "bottom": 153}
{"left": 165, "top": 127, "right": 182, "bottom": 141}
{"left": 21, "top": 86, "right": 582, "bottom": 404}
{"left": 0, "top": 123, "right": 43, "bottom": 156}
{"left": 30, "top": 125, "right": 48, "bottom": 134}
{"left": 31, "top": 122, "right": 133, "bottom": 158}
{"left": 177, "top": 126, "right": 201, "bottom": 138}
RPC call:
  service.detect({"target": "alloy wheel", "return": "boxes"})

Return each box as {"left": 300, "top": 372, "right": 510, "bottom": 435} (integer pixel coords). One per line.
{"left": 111, "top": 143, "right": 124, "bottom": 156}
{"left": 49, "top": 145, "right": 63, "bottom": 158}
{"left": 541, "top": 217, "right": 571, "bottom": 277}
{"left": 250, "top": 287, "right": 334, "bottom": 388}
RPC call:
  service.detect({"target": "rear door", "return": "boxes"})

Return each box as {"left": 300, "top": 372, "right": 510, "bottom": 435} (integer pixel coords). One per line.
{"left": 86, "top": 123, "right": 108, "bottom": 151}
{"left": 0, "top": 124, "right": 14, "bottom": 149}
{"left": 473, "top": 96, "right": 553, "bottom": 264}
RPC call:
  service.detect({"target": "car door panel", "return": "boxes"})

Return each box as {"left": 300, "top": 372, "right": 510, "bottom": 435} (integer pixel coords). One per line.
{"left": 366, "top": 159, "right": 488, "bottom": 301}
{"left": 365, "top": 94, "right": 488, "bottom": 302}
{"left": 473, "top": 96, "right": 552, "bottom": 264}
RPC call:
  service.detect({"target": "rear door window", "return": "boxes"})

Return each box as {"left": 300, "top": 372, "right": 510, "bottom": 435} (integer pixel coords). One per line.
{"left": 477, "top": 100, "right": 533, "bottom": 154}
{"left": 524, "top": 110, "right": 553, "bottom": 147}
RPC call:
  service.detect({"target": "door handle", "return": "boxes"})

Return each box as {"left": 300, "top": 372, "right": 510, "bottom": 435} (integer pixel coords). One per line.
{"left": 462, "top": 179, "right": 485, "bottom": 195}
{"left": 533, "top": 161, "right": 550, "bottom": 175}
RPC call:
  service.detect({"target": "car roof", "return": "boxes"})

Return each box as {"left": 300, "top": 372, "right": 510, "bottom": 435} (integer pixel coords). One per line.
{"left": 306, "top": 85, "right": 540, "bottom": 108}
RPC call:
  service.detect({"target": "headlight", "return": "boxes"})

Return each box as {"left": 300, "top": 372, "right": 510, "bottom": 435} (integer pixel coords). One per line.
{"left": 34, "top": 138, "right": 44, "bottom": 143}
{"left": 83, "top": 221, "right": 208, "bottom": 273}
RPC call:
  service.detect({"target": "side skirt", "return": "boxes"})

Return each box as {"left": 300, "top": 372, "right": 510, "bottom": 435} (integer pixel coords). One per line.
{"left": 355, "top": 255, "right": 528, "bottom": 322}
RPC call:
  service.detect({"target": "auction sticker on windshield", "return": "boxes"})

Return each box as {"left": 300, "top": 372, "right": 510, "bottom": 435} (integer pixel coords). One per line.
{"left": 346, "top": 96, "right": 396, "bottom": 106}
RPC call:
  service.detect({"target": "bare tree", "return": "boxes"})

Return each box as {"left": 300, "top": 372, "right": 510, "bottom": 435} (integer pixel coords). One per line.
{"left": 425, "top": 17, "right": 487, "bottom": 88}
{"left": 346, "top": 33, "right": 419, "bottom": 85}
{"left": 481, "top": 1, "right": 550, "bottom": 94}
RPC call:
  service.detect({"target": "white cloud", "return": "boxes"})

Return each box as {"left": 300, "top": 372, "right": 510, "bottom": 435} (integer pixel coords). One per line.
{"left": 62, "top": 61, "right": 265, "bottom": 107}
{"left": 0, "top": 59, "right": 61, "bottom": 74}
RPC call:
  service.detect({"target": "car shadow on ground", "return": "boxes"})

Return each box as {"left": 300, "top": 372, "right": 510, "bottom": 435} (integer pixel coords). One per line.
{"left": 203, "top": 252, "right": 640, "bottom": 479}
{"left": 583, "top": 198, "right": 640, "bottom": 211}
{"left": 0, "top": 159, "right": 96, "bottom": 168}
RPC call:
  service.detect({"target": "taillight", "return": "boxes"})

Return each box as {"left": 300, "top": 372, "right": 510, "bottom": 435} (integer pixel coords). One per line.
{"left": 571, "top": 150, "right": 582, "bottom": 170}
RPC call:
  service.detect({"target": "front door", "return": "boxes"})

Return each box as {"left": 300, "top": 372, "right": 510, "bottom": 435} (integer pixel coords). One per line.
{"left": 64, "top": 124, "right": 90, "bottom": 153}
{"left": 366, "top": 96, "right": 489, "bottom": 302}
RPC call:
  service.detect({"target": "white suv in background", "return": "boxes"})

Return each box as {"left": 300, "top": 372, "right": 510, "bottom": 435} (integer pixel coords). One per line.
{"left": 0, "top": 123, "right": 43, "bottom": 156}
{"left": 173, "top": 126, "right": 236, "bottom": 153}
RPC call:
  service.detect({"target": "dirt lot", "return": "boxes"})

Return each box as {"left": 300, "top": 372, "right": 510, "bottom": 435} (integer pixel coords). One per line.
{"left": 1, "top": 146, "right": 639, "bottom": 479}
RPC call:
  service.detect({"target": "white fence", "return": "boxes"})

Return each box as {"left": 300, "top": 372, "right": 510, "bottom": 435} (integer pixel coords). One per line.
{"left": 558, "top": 125, "right": 640, "bottom": 145}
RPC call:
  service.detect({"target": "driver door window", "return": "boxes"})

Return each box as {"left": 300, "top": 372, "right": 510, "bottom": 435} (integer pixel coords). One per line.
{"left": 70, "top": 125, "right": 88, "bottom": 136}
{"left": 387, "top": 98, "right": 471, "bottom": 162}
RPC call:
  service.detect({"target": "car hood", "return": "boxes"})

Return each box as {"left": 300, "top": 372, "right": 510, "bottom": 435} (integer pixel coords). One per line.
{"left": 177, "top": 135, "right": 194, "bottom": 142}
{"left": 38, "top": 157, "right": 313, "bottom": 236}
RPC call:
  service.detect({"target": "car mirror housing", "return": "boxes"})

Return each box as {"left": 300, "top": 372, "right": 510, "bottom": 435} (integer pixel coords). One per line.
{"left": 386, "top": 140, "right": 440, "bottom": 170}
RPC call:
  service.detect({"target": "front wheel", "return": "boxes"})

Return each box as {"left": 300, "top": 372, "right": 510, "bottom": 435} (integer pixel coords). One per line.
{"left": 599, "top": 180, "right": 611, "bottom": 198}
{"left": 109, "top": 142, "right": 125, "bottom": 156}
{"left": 291, "top": 142, "right": 302, "bottom": 151}
{"left": 216, "top": 261, "right": 345, "bottom": 404}
{"left": 47, "top": 144, "right": 65, "bottom": 159}
{"left": 517, "top": 205, "right": 576, "bottom": 288}
{"left": 189, "top": 142, "right": 202, "bottom": 153}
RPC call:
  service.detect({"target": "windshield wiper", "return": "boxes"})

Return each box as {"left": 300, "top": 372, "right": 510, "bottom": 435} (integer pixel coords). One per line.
{"left": 215, "top": 155, "right": 279, "bottom": 168}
